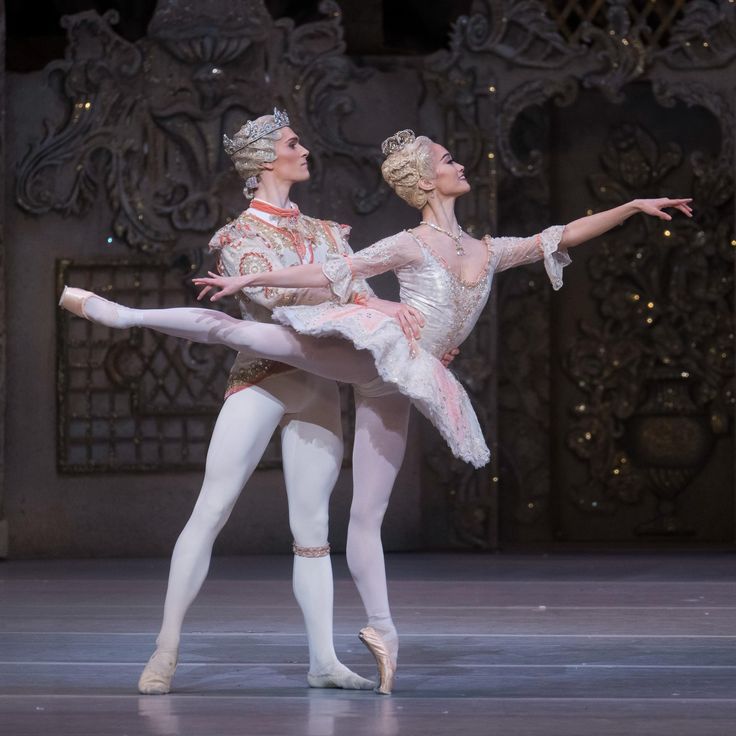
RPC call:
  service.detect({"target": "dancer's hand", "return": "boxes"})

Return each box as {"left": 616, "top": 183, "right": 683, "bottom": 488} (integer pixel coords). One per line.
{"left": 441, "top": 347, "right": 460, "bottom": 367}
{"left": 365, "top": 298, "right": 425, "bottom": 341}
{"left": 561, "top": 197, "right": 693, "bottom": 248}
{"left": 193, "top": 272, "right": 252, "bottom": 302}
{"left": 635, "top": 198, "right": 693, "bottom": 221}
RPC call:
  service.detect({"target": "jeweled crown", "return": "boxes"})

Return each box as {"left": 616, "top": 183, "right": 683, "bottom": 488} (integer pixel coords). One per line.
{"left": 381, "top": 129, "right": 416, "bottom": 158}
{"left": 223, "top": 108, "right": 291, "bottom": 155}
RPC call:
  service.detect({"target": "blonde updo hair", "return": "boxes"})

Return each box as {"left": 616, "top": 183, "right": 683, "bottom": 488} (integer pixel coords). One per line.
{"left": 227, "top": 115, "right": 284, "bottom": 199}
{"left": 380, "top": 134, "right": 435, "bottom": 209}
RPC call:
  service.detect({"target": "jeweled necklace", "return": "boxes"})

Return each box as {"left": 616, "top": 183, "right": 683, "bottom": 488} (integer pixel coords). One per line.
{"left": 420, "top": 220, "right": 465, "bottom": 256}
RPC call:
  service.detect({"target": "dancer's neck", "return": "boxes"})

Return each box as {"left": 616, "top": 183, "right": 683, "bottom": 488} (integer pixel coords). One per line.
{"left": 420, "top": 196, "right": 460, "bottom": 232}
{"left": 252, "top": 178, "right": 294, "bottom": 210}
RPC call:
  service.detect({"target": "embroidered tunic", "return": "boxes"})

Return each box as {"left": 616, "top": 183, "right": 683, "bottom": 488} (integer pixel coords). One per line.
{"left": 209, "top": 203, "right": 366, "bottom": 397}
{"left": 273, "top": 226, "right": 570, "bottom": 467}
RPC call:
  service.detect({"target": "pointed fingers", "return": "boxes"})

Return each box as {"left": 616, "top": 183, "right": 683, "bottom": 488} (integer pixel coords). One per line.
{"left": 409, "top": 306, "right": 425, "bottom": 328}
{"left": 398, "top": 313, "right": 412, "bottom": 341}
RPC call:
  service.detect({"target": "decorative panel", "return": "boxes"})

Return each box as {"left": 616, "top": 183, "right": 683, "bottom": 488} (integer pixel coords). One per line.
{"left": 545, "top": 0, "right": 688, "bottom": 46}
{"left": 424, "top": 0, "right": 736, "bottom": 545}
{"left": 558, "top": 111, "right": 734, "bottom": 539}
{"left": 16, "top": 1, "right": 386, "bottom": 255}
{"left": 56, "top": 258, "right": 355, "bottom": 473}
{"left": 57, "top": 259, "right": 240, "bottom": 472}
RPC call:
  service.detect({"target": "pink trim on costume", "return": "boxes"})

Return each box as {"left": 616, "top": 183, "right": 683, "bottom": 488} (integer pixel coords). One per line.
{"left": 250, "top": 199, "right": 300, "bottom": 219}
{"left": 341, "top": 252, "right": 355, "bottom": 277}
{"left": 535, "top": 232, "right": 543, "bottom": 257}
{"left": 435, "top": 364, "right": 463, "bottom": 432}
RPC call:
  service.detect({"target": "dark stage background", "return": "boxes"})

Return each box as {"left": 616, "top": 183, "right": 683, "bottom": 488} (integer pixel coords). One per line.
{"left": 0, "top": 0, "right": 734, "bottom": 558}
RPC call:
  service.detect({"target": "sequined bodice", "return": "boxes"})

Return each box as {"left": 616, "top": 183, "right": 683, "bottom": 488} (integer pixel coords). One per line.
{"left": 275, "top": 224, "right": 569, "bottom": 469}
{"left": 397, "top": 240, "right": 492, "bottom": 357}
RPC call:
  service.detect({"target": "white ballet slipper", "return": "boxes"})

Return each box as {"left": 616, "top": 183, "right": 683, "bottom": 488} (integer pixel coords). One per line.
{"left": 307, "top": 662, "right": 376, "bottom": 690}
{"left": 138, "top": 649, "right": 178, "bottom": 695}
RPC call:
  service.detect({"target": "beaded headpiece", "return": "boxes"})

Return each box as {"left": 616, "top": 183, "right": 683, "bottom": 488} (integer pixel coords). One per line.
{"left": 381, "top": 129, "right": 416, "bottom": 158}
{"left": 223, "top": 108, "right": 291, "bottom": 156}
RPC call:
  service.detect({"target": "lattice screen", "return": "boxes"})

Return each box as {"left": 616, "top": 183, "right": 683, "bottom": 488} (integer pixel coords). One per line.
{"left": 57, "top": 260, "right": 353, "bottom": 473}
{"left": 545, "top": 0, "right": 688, "bottom": 45}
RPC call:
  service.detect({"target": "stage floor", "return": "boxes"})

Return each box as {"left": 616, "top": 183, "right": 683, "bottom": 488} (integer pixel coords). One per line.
{"left": 1, "top": 552, "right": 735, "bottom": 735}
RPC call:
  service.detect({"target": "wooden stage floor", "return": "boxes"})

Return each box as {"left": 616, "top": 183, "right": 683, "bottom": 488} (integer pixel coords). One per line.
{"left": 1, "top": 553, "right": 735, "bottom": 735}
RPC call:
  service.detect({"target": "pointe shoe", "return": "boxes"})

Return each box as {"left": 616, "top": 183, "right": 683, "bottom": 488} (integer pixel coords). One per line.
{"left": 138, "top": 649, "right": 178, "bottom": 695}
{"left": 59, "top": 285, "right": 130, "bottom": 328}
{"left": 58, "top": 286, "right": 97, "bottom": 319}
{"left": 359, "top": 626, "right": 396, "bottom": 695}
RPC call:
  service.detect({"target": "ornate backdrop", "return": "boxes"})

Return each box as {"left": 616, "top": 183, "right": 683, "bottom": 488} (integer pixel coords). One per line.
{"left": 2, "top": 0, "right": 734, "bottom": 556}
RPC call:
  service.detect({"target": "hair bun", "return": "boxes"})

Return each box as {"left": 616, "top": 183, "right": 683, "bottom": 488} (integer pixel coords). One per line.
{"left": 380, "top": 134, "right": 434, "bottom": 209}
{"left": 381, "top": 129, "right": 416, "bottom": 158}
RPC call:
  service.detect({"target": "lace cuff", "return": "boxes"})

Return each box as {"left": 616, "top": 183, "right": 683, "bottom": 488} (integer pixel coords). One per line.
{"left": 322, "top": 254, "right": 355, "bottom": 304}
{"left": 539, "top": 225, "right": 570, "bottom": 291}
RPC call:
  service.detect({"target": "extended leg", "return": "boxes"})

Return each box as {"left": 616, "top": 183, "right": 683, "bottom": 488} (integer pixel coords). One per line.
{"left": 69, "top": 293, "right": 379, "bottom": 385}
{"left": 281, "top": 377, "right": 373, "bottom": 690}
{"left": 138, "top": 387, "right": 284, "bottom": 694}
{"left": 346, "top": 392, "right": 411, "bottom": 694}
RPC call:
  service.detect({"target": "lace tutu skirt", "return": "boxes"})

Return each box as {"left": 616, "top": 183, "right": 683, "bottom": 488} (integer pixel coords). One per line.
{"left": 272, "top": 302, "right": 490, "bottom": 468}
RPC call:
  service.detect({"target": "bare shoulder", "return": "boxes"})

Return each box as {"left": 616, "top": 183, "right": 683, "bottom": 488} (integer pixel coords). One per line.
{"left": 456, "top": 231, "right": 492, "bottom": 255}
{"left": 473, "top": 233, "right": 492, "bottom": 247}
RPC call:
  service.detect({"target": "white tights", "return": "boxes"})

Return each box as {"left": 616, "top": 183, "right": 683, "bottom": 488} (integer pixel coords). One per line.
{"left": 107, "top": 305, "right": 380, "bottom": 385}
{"left": 348, "top": 392, "right": 410, "bottom": 656}
{"left": 157, "top": 372, "right": 345, "bottom": 676}
{"left": 86, "top": 299, "right": 409, "bottom": 656}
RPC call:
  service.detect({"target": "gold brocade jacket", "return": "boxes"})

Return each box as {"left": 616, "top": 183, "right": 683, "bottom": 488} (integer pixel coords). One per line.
{"left": 209, "top": 208, "right": 369, "bottom": 398}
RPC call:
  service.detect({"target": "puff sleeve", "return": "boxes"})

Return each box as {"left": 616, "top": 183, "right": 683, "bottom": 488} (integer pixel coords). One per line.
{"left": 489, "top": 225, "right": 570, "bottom": 290}
{"left": 322, "top": 233, "right": 421, "bottom": 303}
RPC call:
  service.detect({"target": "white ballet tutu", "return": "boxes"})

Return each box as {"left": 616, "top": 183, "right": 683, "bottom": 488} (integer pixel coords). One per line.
{"left": 272, "top": 302, "right": 490, "bottom": 468}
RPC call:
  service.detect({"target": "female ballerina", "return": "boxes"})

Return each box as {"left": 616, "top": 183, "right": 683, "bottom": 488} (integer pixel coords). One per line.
{"left": 60, "top": 129, "right": 692, "bottom": 692}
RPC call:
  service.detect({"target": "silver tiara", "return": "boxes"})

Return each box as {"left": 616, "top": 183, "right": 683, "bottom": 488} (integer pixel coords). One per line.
{"left": 223, "top": 108, "right": 291, "bottom": 155}
{"left": 381, "top": 129, "right": 416, "bottom": 157}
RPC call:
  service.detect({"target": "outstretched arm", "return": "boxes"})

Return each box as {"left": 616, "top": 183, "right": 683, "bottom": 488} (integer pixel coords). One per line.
{"left": 195, "top": 263, "right": 326, "bottom": 302}
{"left": 194, "top": 260, "right": 461, "bottom": 361}
{"left": 561, "top": 198, "right": 692, "bottom": 248}
{"left": 491, "top": 197, "right": 693, "bottom": 289}
{"left": 196, "top": 231, "right": 420, "bottom": 303}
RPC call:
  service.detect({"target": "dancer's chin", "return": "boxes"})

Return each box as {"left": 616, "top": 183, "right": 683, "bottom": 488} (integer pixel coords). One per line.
{"left": 447, "top": 181, "right": 471, "bottom": 197}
